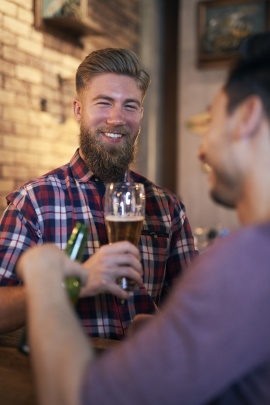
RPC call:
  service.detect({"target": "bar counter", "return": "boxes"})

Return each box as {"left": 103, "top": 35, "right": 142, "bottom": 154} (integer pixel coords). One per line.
{"left": 0, "top": 328, "right": 119, "bottom": 405}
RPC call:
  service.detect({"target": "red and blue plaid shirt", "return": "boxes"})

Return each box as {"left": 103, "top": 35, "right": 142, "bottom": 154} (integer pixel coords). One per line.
{"left": 0, "top": 149, "right": 196, "bottom": 339}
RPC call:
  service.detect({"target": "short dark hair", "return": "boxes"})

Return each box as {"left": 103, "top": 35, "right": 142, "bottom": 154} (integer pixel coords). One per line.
{"left": 76, "top": 48, "right": 150, "bottom": 100}
{"left": 224, "top": 32, "right": 270, "bottom": 119}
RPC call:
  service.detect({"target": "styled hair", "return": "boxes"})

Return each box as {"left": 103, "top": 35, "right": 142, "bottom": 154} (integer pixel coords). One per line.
{"left": 76, "top": 48, "right": 151, "bottom": 100}
{"left": 224, "top": 32, "right": 270, "bottom": 118}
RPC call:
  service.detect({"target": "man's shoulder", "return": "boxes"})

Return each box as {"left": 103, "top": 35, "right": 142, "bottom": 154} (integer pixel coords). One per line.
{"left": 200, "top": 222, "right": 270, "bottom": 271}
{"left": 27, "top": 162, "right": 70, "bottom": 187}
{"left": 7, "top": 161, "right": 71, "bottom": 204}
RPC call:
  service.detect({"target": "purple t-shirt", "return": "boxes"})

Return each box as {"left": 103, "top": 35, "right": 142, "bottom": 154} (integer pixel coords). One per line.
{"left": 81, "top": 223, "right": 270, "bottom": 404}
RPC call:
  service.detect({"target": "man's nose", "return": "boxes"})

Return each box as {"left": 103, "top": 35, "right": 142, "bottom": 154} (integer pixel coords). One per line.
{"left": 106, "top": 106, "right": 125, "bottom": 126}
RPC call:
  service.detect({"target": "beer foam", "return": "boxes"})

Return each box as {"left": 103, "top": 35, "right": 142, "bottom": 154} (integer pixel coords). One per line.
{"left": 105, "top": 215, "right": 144, "bottom": 222}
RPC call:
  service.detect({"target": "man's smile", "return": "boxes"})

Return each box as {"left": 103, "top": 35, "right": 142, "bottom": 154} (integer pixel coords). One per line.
{"left": 104, "top": 132, "right": 123, "bottom": 139}
{"left": 97, "top": 128, "right": 129, "bottom": 144}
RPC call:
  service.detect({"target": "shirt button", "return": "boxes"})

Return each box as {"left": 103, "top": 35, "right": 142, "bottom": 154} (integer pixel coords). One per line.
{"left": 121, "top": 300, "right": 125, "bottom": 305}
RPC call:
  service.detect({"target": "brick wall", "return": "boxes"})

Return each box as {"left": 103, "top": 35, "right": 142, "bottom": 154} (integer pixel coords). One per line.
{"left": 0, "top": 0, "right": 141, "bottom": 216}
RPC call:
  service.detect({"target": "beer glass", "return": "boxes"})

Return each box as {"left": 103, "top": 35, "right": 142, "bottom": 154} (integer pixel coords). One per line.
{"left": 104, "top": 182, "right": 145, "bottom": 291}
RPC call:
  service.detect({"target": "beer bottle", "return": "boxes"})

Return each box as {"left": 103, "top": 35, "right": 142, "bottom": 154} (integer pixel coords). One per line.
{"left": 18, "top": 222, "right": 88, "bottom": 355}
{"left": 63, "top": 222, "right": 88, "bottom": 305}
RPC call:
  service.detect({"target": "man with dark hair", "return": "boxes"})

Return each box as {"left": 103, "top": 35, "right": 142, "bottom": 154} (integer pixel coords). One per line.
{"left": 18, "top": 32, "right": 270, "bottom": 404}
{"left": 0, "top": 48, "right": 196, "bottom": 337}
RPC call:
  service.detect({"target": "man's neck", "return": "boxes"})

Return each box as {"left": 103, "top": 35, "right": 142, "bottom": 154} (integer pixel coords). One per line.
{"left": 237, "top": 175, "right": 270, "bottom": 226}
{"left": 78, "top": 148, "right": 84, "bottom": 162}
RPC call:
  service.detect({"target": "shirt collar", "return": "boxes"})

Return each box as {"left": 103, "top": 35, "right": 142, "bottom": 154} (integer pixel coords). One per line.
{"left": 70, "top": 149, "right": 96, "bottom": 183}
{"left": 69, "top": 149, "right": 133, "bottom": 184}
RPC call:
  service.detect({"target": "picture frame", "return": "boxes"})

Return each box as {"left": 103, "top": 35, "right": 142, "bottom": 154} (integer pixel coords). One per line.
{"left": 197, "top": 0, "right": 270, "bottom": 68}
{"left": 34, "top": 0, "right": 103, "bottom": 38}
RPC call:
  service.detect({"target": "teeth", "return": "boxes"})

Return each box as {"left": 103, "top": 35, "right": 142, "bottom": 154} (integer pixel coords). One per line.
{"left": 104, "top": 133, "right": 122, "bottom": 139}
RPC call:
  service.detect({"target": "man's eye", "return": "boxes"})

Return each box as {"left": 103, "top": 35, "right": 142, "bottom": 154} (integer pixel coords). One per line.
{"left": 125, "top": 105, "right": 138, "bottom": 111}
{"left": 97, "top": 102, "right": 110, "bottom": 106}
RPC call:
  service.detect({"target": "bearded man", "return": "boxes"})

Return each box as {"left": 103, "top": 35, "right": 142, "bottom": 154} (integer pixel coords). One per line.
{"left": 0, "top": 48, "right": 196, "bottom": 338}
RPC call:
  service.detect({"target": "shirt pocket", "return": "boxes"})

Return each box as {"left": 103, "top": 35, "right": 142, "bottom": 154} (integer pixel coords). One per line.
{"left": 139, "top": 225, "right": 170, "bottom": 301}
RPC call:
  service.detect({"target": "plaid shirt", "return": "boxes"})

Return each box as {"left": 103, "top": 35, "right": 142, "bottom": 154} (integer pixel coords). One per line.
{"left": 0, "top": 149, "right": 196, "bottom": 339}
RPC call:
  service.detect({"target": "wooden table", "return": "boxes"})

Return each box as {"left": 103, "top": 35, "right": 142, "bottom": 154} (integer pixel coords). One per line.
{"left": 0, "top": 328, "right": 119, "bottom": 405}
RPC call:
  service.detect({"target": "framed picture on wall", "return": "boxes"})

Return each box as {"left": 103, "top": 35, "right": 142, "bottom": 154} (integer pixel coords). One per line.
{"left": 34, "top": 0, "right": 103, "bottom": 37}
{"left": 197, "top": 0, "right": 270, "bottom": 68}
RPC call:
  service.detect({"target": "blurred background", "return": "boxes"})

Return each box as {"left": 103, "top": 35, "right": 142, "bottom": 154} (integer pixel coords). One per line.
{"left": 0, "top": 0, "right": 239, "bottom": 237}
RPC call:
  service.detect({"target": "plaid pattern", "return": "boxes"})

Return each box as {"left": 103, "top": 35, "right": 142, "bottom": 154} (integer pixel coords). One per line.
{"left": 0, "top": 149, "right": 196, "bottom": 339}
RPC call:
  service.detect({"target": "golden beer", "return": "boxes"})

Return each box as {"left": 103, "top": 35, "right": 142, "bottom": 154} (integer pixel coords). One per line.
{"left": 104, "top": 182, "right": 145, "bottom": 291}
{"left": 105, "top": 215, "right": 144, "bottom": 291}
{"left": 105, "top": 215, "right": 144, "bottom": 246}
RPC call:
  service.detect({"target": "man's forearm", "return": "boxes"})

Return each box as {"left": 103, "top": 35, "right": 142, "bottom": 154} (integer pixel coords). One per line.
{"left": 25, "top": 269, "right": 93, "bottom": 405}
{"left": 0, "top": 286, "right": 26, "bottom": 333}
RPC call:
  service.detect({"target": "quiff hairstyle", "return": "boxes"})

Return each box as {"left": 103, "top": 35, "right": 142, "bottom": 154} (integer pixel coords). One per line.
{"left": 225, "top": 32, "right": 270, "bottom": 119}
{"left": 76, "top": 48, "right": 151, "bottom": 101}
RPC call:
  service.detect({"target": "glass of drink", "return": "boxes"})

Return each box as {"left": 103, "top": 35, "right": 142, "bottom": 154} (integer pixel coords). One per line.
{"left": 104, "top": 182, "right": 145, "bottom": 291}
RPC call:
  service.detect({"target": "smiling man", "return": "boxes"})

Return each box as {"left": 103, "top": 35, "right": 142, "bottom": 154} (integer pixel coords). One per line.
{"left": 0, "top": 48, "right": 196, "bottom": 337}
{"left": 75, "top": 58, "right": 146, "bottom": 183}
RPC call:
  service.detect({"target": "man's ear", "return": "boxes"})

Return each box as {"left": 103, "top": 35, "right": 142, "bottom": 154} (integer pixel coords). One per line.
{"left": 237, "top": 96, "right": 263, "bottom": 140}
{"left": 73, "top": 99, "right": 81, "bottom": 123}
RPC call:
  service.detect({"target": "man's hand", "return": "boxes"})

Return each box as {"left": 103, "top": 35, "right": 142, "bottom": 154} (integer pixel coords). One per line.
{"left": 128, "top": 314, "right": 154, "bottom": 336}
{"left": 16, "top": 242, "right": 143, "bottom": 300}
{"left": 80, "top": 241, "right": 143, "bottom": 300}
{"left": 16, "top": 244, "right": 89, "bottom": 288}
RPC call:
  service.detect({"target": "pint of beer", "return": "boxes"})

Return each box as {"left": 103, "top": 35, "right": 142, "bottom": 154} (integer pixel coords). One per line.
{"left": 104, "top": 182, "right": 145, "bottom": 291}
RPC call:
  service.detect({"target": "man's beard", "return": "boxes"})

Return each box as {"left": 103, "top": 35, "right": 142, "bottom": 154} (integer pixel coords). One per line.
{"left": 79, "top": 124, "right": 139, "bottom": 183}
